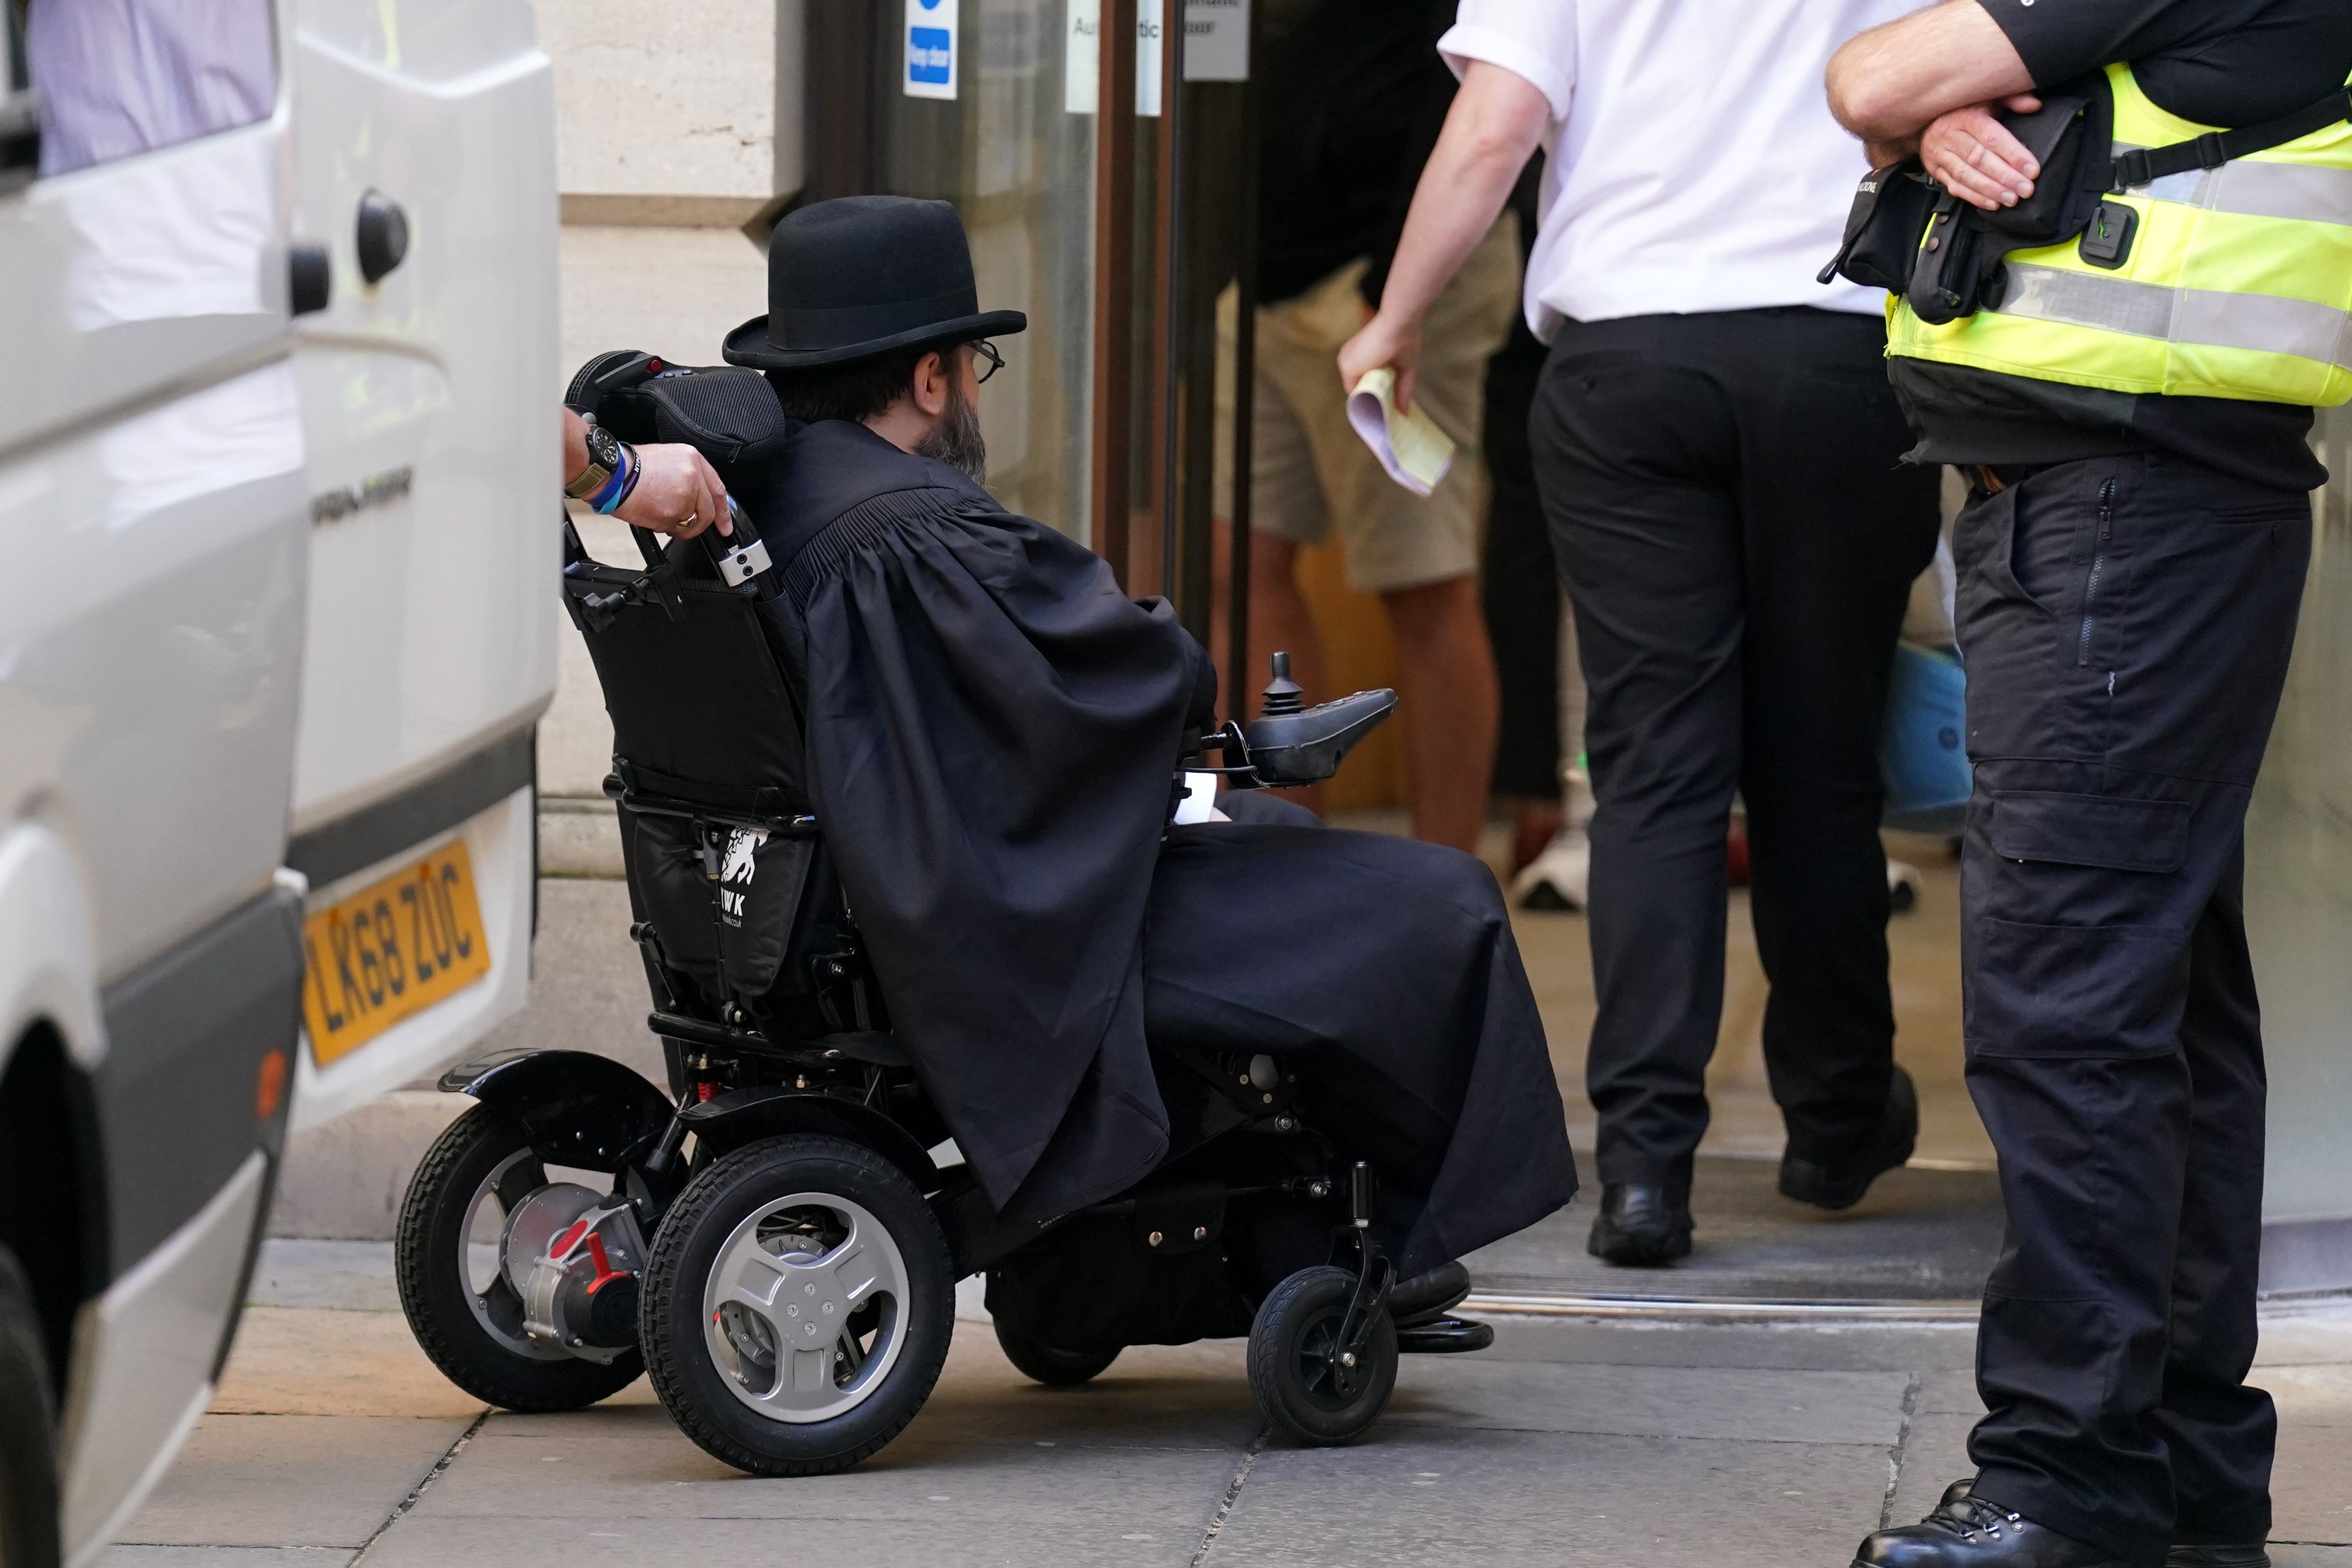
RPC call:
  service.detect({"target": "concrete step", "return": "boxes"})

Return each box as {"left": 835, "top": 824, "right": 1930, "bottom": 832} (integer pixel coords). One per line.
{"left": 270, "top": 1093, "right": 470, "bottom": 1239}
{"left": 539, "top": 796, "right": 623, "bottom": 878}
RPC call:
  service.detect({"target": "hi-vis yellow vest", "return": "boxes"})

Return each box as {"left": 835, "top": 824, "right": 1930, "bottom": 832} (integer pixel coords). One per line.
{"left": 1889, "top": 63, "right": 2352, "bottom": 407}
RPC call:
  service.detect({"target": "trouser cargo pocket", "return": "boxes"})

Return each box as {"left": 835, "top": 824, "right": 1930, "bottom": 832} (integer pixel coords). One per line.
{"left": 1967, "top": 790, "right": 2194, "bottom": 1059}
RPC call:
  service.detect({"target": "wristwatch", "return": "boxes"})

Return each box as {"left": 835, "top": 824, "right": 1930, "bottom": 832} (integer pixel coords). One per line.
{"left": 565, "top": 420, "right": 625, "bottom": 499}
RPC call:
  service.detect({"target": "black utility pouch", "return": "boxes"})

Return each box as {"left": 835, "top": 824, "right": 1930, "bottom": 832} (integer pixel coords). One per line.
{"left": 1904, "top": 75, "right": 2115, "bottom": 324}
{"left": 1907, "top": 193, "right": 1990, "bottom": 324}
{"left": 1818, "top": 157, "right": 1939, "bottom": 293}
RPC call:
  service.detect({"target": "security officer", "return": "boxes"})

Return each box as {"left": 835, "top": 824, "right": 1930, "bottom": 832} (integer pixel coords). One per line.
{"left": 1828, "top": 2, "right": 2352, "bottom": 1566}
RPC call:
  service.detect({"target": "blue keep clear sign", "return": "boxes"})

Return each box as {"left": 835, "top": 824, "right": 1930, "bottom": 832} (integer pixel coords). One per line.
{"left": 905, "top": 0, "right": 958, "bottom": 99}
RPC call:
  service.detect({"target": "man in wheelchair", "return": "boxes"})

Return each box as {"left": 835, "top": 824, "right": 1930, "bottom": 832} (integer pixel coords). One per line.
{"left": 399, "top": 195, "right": 1574, "bottom": 1478}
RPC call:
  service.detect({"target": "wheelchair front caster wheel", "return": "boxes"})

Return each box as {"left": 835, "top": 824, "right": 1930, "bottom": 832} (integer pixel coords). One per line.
{"left": 639, "top": 1134, "right": 953, "bottom": 1477}
{"left": 1246, "top": 1265, "right": 1398, "bottom": 1446}
{"left": 994, "top": 1317, "right": 1119, "bottom": 1387}
{"left": 394, "top": 1105, "right": 644, "bottom": 1411}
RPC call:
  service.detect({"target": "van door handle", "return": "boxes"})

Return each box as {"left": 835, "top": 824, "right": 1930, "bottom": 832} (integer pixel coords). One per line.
{"left": 356, "top": 190, "right": 409, "bottom": 284}
{"left": 0, "top": 91, "right": 40, "bottom": 194}
{"left": 290, "top": 241, "right": 331, "bottom": 315}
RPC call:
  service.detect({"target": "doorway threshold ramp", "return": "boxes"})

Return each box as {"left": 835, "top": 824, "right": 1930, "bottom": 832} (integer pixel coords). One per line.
{"left": 1461, "top": 1291, "right": 1978, "bottom": 1324}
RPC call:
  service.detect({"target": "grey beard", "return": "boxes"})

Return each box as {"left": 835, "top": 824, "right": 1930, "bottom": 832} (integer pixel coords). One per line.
{"left": 914, "top": 382, "right": 988, "bottom": 483}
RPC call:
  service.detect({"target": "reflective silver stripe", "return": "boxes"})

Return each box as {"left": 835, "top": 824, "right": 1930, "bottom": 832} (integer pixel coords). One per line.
{"left": 2114, "top": 142, "right": 2352, "bottom": 225}
{"left": 1998, "top": 262, "right": 2352, "bottom": 370}
{"left": 2000, "top": 265, "right": 2175, "bottom": 337}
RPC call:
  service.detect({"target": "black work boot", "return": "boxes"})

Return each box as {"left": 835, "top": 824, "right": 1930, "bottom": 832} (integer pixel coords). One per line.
{"left": 1781, "top": 1062, "right": 1918, "bottom": 1210}
{"left": 1931, "top": 1480, "right": 2269, "bottom": 1568}
{"left": 1586, "top": 1183, "right": 1692, "bottom": 1265}
{"left": 1852, "top": 1488, "right": 2126, "bottom": 1568}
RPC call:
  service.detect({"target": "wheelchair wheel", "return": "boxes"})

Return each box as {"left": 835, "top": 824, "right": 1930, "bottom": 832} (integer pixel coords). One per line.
{"left": 394, "top": 1104, "right": 644, "bottom": 1411}
{"left": 639, "top": 1134, "right": 953, "bottom": 1477}
{"left": 993, "top": 1317, "right": 1119, "bottom": 1387}
{"left": 1247, "top": 1265, "right": 1398, "bottom": 1447}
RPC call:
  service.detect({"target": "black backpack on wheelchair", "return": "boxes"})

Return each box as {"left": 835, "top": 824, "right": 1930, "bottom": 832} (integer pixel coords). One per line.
{"left": 390, "top": 356, "right": 1477, "bottom": 1477}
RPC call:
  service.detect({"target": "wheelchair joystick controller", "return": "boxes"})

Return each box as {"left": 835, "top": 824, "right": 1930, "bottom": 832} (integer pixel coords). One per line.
{"left": 1261, "top": 651, "right": 1305, "bottom": 716}
{"left": 1240, "top": 653, "right": 1395, "bottom": 787}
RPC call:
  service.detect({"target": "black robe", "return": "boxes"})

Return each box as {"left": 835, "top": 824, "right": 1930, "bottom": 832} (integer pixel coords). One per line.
{"left": 740, "top": 421, "right": 1574, "bottom": 1266}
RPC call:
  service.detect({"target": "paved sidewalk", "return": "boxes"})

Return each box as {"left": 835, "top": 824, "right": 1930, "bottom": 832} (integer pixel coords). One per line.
{"left": 106, "top": 1244, "right": 2352, "bottom": 1568}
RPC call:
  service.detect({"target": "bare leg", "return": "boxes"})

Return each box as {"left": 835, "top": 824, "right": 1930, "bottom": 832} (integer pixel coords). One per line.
{"left": 1247, "top": 532, "right": 1328, "bottom": 815}
{"left": 1383, "top": 573, "right": 1498, "bottom": 854}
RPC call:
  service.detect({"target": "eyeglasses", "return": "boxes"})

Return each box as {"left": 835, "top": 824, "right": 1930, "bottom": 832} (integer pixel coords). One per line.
{"left": 969, "top": 340, "right": 1005, "bottom": 385}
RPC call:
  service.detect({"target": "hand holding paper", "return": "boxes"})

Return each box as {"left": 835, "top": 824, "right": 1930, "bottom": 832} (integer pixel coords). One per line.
{"left": 1347, "top": 367, "right": 1457, "bottom": 497}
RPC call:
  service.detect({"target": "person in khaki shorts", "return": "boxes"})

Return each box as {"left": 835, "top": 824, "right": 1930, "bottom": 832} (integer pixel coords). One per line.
{"left": 1235, "top": 0, "right": 1521, "bottom": 854}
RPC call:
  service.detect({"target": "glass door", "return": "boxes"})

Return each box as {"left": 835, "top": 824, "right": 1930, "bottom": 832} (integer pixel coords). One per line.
{"left": 800, "top": 0, "right": 1259, "bottom": 670}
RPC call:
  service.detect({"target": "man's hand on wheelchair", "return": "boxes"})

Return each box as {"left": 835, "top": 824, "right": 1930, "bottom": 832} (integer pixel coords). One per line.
{"left": 621, "top": 444, "right": 733, "bottom": 539}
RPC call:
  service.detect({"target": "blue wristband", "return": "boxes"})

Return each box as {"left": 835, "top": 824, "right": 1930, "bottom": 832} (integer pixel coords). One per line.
{"left": 589, "top": 443, "right": 635, "bottom": 515}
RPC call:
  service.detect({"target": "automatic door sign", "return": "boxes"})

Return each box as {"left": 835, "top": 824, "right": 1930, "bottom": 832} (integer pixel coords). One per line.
{"left": 905, "top": 0, "right": 958, "bottom": 100}
{"left": 1067, "top": 0, "right": 1248, "bottom": 116}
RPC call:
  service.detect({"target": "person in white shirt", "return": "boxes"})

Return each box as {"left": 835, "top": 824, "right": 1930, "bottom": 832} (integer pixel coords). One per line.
{"left": 1341, "top": 0, "right": 1940, "bottom": 1265}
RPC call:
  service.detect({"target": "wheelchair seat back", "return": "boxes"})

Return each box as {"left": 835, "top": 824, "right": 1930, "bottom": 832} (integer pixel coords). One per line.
{"left": 561, "top": 363, "right": 860, "bottom": 1047}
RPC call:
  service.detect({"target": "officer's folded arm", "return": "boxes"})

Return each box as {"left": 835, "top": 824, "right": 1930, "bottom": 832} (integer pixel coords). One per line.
{"left": 1827, "top": 0, "right": 2042, "bottom": 208}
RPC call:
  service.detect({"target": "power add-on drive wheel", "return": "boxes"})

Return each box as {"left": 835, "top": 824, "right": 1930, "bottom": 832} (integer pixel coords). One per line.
{"left": 395, "top": 1104, "right": 644, "bottom": 1411}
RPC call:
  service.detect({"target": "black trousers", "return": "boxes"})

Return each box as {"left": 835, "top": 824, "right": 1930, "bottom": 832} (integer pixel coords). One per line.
{"left": 1955, "top": 452, "right": 2309, "bottom": 1565}
{"left": 1528, "top": 309, "right": 1940, "bottom": 1187}
{"left": 1484, "top": 321, "right": 1563, "bottom": 799}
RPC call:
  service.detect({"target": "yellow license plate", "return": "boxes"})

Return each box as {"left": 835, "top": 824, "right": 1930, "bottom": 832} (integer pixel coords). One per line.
{"left": 301, "top": 838, "right": 492, "bottom": 1067}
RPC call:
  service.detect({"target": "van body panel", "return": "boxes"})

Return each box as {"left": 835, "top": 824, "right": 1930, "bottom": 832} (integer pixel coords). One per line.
{"left": 57, "top": 1151, "right": 269, "bottom": 1566}
{"left": 288, "top": 12, "right": 558, "bottom": 830}
{"left": 3, "top": 5, "right": 379, "bottom": 1558}
{"left": 92, "top": 886, "right": 302, "bottom": 1278}
{"left": 5, "top": 2, "right": 562, "bottom": 1556}
{"left": 0, "top": 362, "right": 310, "bottom": 980}
{"left": 0, "top": 118, "right": 293, "bottom": 463}
{"left": 283, "top": 0, "right": 557, "bottom": 1112}
{"left": 0, "top": 826, "right": 102, "bottom": 1072}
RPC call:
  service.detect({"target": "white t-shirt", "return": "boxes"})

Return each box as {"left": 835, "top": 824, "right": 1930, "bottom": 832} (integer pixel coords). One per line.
{"left": 1438, "top": 0, "right": 1914, "bottom": 335}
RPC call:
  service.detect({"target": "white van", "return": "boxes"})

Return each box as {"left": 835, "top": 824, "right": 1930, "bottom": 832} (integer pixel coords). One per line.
{"left": 0, "top": 1, "right": 554, "bottom": 1561}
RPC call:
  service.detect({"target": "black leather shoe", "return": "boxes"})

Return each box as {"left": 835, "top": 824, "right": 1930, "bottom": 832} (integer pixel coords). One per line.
{"left": 1388, "top": 1261, "right": 1472, "bottom": 1328}
{"left": 1930, "top": 1479, "right": 2266, "bottom": 1568}
{"left": 1586, "top": 1183, "right": 1692, "bottom": 1265}
{"left": 1782, "top": 1062, "right": 1919, "bottom": 1211}
{"left": 1852, "top": 1490, "right": 2125, "bottom": 1568}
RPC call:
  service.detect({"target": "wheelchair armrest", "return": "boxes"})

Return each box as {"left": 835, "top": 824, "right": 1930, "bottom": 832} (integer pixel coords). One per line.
{"left": 1243, "top": 688, "right": 1396, "bottom": 787}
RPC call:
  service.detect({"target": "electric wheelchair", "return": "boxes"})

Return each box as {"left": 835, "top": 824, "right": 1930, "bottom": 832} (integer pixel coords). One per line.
{"left": 393, "top": 361, "right": 1488, "bottom": 1477}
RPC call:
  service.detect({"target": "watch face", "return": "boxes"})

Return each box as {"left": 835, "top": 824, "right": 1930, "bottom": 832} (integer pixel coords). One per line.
{"left": 568, "top": 422, "right": 625, "bottom": 497}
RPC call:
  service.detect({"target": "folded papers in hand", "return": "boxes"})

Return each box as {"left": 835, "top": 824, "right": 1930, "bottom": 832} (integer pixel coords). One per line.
{"left": 1346, "top": 367, "right": 1456, "bottom": 497}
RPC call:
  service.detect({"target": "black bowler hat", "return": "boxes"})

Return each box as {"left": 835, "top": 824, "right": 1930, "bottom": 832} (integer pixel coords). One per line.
{"left": 722, "top": 195, "right": 1027, "bottom": 370}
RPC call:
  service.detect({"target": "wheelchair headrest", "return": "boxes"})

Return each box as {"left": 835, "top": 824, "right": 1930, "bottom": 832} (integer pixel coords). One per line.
{"left": 567, "top": 352, "right": 796, "bottom": 474}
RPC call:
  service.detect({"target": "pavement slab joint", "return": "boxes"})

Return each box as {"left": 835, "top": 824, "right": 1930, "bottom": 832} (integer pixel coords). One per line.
{"left": 1881, "top": 1369, "right": 1924, "bottom": 1529}
{"left": 1189, "top": 1427, "right": 1267, "bottom": 1567}
{"left": 348, "top": 1411, "right": 488, "bottom": 1565}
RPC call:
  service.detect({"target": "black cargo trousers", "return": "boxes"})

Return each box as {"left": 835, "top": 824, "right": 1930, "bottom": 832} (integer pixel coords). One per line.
{"left": 1953, "top": 451, "right": 2311, "bottom": 1565}
{"left": 1528, "top": 308, "right": 1941, "bottom": 1189}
